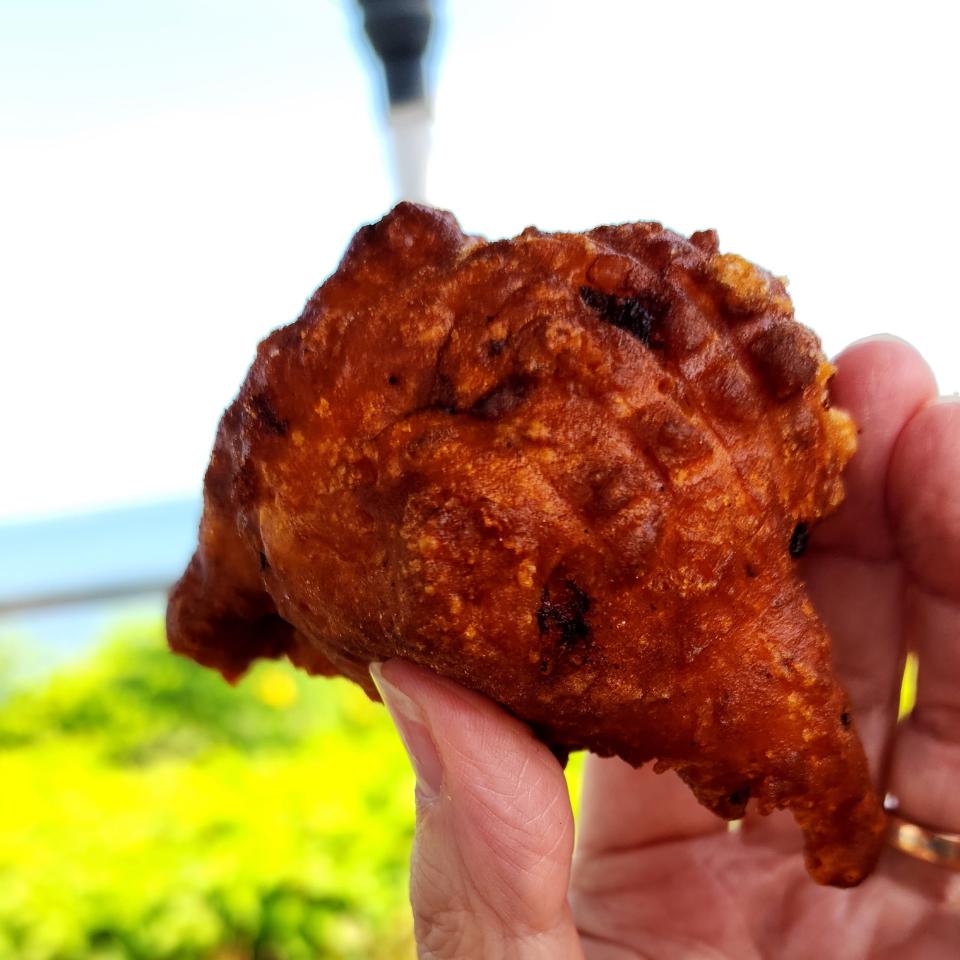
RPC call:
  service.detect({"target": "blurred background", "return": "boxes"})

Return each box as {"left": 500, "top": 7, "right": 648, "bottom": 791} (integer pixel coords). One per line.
{"left": 0, "top": 1, "right": 956, "bottom": 957}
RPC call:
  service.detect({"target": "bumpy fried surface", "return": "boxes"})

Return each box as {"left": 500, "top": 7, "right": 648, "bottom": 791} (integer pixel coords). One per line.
{"left": 167, "top": 203, "right": 885, "bottom": 886}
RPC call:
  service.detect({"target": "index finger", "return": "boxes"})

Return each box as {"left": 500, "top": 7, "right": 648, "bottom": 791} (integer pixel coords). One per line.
{"left": 812, "top": 336, "right": 937, "bottom": 560}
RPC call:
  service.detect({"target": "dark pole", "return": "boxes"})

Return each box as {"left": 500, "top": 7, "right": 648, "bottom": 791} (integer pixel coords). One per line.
{"left": 357, "top": 0, "right": 434, "bottom": 108}
{"left": 356, "top": 0, "right": 435, "bottom": 203}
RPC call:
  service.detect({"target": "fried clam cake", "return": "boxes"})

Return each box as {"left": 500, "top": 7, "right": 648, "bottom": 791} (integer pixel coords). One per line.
{"left": 167, "top": 203, "right": 885, "bottom": 886}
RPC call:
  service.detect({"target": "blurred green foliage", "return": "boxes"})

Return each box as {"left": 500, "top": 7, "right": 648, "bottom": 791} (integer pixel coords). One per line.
{"left": 0, "top": 622, "right": 421, "bottom": 960}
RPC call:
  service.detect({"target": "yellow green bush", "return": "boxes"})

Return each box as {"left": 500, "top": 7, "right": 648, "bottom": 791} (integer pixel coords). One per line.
{"left": 1, "top": 623, "right": 419, "bottom": 959}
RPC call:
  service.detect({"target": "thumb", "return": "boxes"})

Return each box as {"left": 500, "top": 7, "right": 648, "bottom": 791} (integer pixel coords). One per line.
{"left": 370, "top": 660, "right": 583, "bottom": 960}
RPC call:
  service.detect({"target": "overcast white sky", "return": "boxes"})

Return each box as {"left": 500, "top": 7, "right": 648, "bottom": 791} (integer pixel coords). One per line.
{"left": 1, "top": 0, "right": 957, "bottom": 522}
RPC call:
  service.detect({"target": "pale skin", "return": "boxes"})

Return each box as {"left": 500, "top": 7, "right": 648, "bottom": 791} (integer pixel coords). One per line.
{"left": 370, "top": 337, "right": 960, "bottom": 959}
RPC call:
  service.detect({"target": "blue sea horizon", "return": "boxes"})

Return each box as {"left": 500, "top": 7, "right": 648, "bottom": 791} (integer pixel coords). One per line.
{"left": 0, "top": 497, "right": 202, "bottom": 674}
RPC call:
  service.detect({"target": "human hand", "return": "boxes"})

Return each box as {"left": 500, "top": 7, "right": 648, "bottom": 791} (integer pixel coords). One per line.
{"left": 371, "top": 337, "right": 960, "bottom": 959}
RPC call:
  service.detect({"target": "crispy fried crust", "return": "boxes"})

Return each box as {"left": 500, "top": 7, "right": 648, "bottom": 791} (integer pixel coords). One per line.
{"left": 167, "top": 203, "right": 885, "bottom": 886}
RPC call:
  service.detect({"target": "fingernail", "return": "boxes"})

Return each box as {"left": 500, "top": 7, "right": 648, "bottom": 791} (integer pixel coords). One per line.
{"left": 370, "top": 662, "right": 443, "bottom": 800}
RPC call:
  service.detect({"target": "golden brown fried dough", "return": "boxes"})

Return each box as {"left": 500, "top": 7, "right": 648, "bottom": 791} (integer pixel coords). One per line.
{"left": 167, "top": 203, "right": 885, "bottom": 886}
